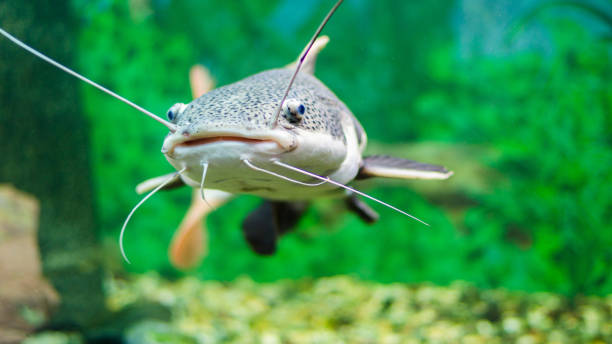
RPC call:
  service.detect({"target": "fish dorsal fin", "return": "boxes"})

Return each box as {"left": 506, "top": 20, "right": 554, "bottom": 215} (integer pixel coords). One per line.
{"left": 357, "top": 155, "right": 454, "bottom": 180}
{"left": 286, "top": 35, "right": 330, "bottom": 75}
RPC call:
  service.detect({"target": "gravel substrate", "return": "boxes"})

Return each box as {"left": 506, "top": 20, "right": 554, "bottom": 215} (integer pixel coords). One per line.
{"left": 97, "top": 274, "right": 612, "bottom": 343}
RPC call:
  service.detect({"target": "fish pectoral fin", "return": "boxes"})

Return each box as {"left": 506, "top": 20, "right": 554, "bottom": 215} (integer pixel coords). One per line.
{"left": 242, "top": 201, "right": 278, "bottom": 255}
{"left": 357, "top": 155, "right": 453, "bottom": 180}
{"left": 345, "top": 194, "right": 379, "bottom": 224}
{"left": 271, "top": 201, "right": 308, "bottom": 235}
{"left": 169, "top": 189, "right": 233, "bottom": 270}
{"left": 135, "top": 172, "right": 185, "bottom": 194}
{"left": 241, "top": 200, "right": 308, "bottom": 255}
{"left": 285, "top": 35, "right": 330, "bottom": 75}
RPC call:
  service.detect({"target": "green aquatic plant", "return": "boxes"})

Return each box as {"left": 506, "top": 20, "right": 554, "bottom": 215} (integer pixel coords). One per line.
{"left": 74, "top": 1, "right": 611, "bottom": 296}
{"left": 514, "top": 1, "right": 612, "bottom": 41}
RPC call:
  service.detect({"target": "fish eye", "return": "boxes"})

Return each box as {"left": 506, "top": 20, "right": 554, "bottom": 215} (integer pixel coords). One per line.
{"left": 167, "top": 103, "right": 186, "bottom": 122}
{"left": 283, "top": 99, "right": 305, "bottom": 123}
{"left": 167, "top": 109, "right": 175, "bottom": 121}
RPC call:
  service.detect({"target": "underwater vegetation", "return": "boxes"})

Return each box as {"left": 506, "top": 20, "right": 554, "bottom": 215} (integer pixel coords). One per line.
{"left": 74, "top": 0, "right": 611, "bottom": 295}
{"left": 0, "top": 0, "right": 611, "bottom": 341}
{"left": 25, "top": 274, "right": 612, "bottom": 343}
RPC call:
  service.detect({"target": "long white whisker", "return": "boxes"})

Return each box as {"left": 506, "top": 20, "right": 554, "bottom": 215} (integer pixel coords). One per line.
{"left": 0, "top": 28, "right": 177, "bottom": 132}
{"left": 200, "top": 162, "right": 213, "bottom": 208}
{"left": 243, "top": 159, "right": 326, "bottom": 187}
{"left": 273, "top": 160, "right": 429, "bottom": 226}
{"left": 120, "top": 167, "right": 186, "bottom": 264}
{"left": 270, "top": 0, "right": 344, "bottom": 128}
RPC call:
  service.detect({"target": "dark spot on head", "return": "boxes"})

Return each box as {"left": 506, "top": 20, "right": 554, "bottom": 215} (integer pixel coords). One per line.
{"left": 182, "top": 130, "right": 190, "bottom": 137}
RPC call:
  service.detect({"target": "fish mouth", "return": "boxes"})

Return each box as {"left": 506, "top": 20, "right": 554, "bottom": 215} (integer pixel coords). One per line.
{"left": 178, "top": 136, "right": 277, "bottom": 148}
{"left": 162, "top": 130, "right": 297, "bottom": 155}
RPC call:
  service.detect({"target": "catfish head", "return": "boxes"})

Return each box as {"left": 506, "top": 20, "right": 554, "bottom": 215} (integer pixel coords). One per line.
{"left": 161, "top": 41, "right": 366, "bottom": 200}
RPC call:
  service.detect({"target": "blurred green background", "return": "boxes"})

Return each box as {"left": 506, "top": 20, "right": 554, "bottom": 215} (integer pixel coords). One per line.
{"left": 6, "top": 0, "right": 612, "bottom": 297}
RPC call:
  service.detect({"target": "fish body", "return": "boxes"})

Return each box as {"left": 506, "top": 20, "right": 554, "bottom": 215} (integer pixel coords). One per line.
{"left": 0, "top": 2, "right": 453, "bottom": 264}
{"left": 152, "top": 34, "right": 453, "bottom": 260}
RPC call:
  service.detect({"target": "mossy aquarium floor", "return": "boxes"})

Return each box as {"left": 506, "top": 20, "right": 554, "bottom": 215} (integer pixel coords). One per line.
{"left": 25, "top": 274, "right": 611, "bottom": 344}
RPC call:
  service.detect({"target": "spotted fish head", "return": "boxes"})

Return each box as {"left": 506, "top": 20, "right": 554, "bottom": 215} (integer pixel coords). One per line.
{"left": 161, "top": 68, "right": 355, "bottom": 198}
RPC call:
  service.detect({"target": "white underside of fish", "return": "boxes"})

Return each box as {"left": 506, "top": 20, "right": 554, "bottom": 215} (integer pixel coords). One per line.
{"left": 165, "top": 113, "right": 363, "bottom": 201}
